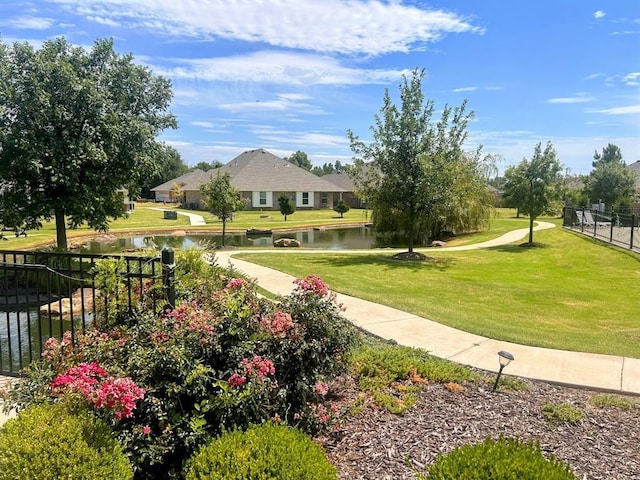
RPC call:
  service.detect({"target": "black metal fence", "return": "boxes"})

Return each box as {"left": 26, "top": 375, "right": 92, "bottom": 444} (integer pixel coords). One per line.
{"left": 563, "top": 207, "right": 639, "bottom": 253}
{"left": 0, "top": 249, "right": 176, "bottom": 376}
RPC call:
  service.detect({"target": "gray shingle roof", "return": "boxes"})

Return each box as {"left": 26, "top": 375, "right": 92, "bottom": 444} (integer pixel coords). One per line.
{"left": 150, "top": 169, "right": 212, "bottom": 192}
{"left": 152, "top": 149, "right": 349, "bottom": 193}
{"left": 322, "top": 172, "right": 356, "bottom": 191}
{"left": 218, "top": 149, "right": 347, "bottom": 192}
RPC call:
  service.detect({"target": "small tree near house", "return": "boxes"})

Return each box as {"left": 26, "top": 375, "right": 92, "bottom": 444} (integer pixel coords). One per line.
{"left": 200, "top": 171, "right": 245, "bottom": 246}
{"left": 333, "top": 200, "right": 350, "bottom": 218}
{"left": 278, "top": 193, "right": 296, "bottom": 221}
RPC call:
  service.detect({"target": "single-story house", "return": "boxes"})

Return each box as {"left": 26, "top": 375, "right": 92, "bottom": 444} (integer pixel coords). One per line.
{"left": 322, "top": 172, "right": 365, "bottom": 208}
{"left": 151, "top": 149, "right": 350, "bottom": 210}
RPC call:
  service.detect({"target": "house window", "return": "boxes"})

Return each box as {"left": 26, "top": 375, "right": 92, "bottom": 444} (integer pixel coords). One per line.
{"left": 302, "top": 192, "right": 309, "bottom": 205}
{"left": 320, "top": 192, "right": 328, "bottom": 205}
{"left": 259, "top": 191, "right": 267, "bottom": 206}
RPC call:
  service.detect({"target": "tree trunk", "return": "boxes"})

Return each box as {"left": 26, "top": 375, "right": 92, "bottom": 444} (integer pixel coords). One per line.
{"left": 55, "top": 207, "right": 68, "bottom": 250}
{"left": 528, "top": 216, "right": 534, "bottom": 244}
{"left": 222, "top": 219, "right": 227, "bottom": 246}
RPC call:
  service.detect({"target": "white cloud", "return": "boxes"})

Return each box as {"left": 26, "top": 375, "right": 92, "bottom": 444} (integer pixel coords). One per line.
{"left": 593, "top": 11, "right": 606, "bottom": 19}
{"left": 218, "top": 93, "right": 326, "bottom": 115}
{"left": 87, "top": 16, "right": 120, "bottom": 27}
{"left": 452, "top": 86, "right": 478, "bottom": 92}
{"left": 190, "top": 121, "right": 216, "bottom": 129}
{"left": 593, "top": 105, "right": 640, "bottom": 115}
{"left": 547, "top": 94, "right": 594, "bottom": 104}
{"left": 622, "top": 72, "right": 640, "bottom": 86}
{"left": 46, "top": 0, "right": 483, "bottom": 55}
{"left": 2, "top": 16, "right": 55, "bottom": 30}
{"left": 154, "top": 51, "right": 409, "bottom": 86}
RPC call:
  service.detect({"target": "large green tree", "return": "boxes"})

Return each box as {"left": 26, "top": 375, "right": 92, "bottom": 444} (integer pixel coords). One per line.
{"left": 140, "top": 143, "right": 188, "bottom": 198}
{"left": 583, "top": 144, "right": 636, "bottom": 209}
{"left": 348, "top": 69, "right": 492, "bottom": 255}
{"left": 285, "top": 151, "right": 312, "bottom": 171}
{"left": 199, "top": 171, "right": 245, "bottom": 246}
{"left": 502, "top": 142, "right": 563, "bottom": 244}
{"left": 0, "top": 37, "right": 176, "bottom": 249}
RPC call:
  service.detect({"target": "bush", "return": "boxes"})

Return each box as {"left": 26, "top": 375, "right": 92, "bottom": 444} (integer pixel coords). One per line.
{"left": 5, "top": 271, "right": 355, "bottom": 479}
{"left": 0, "top": 402, "right": 132, "bottom": 480}
{"left": 185, "top": 423, "right": 337, "bottom": 480}
{"left": 350, "top": 338, "right": 475, "bottom": 413}
{"left": 541, "top": 403, "right": 584, "bottom": 426}
{"left": 420, "top": 436, "right": 576, "bottom": 479}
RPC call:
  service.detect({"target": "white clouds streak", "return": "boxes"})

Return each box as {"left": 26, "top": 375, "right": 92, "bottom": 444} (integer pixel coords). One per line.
{"left": 593, "top": 11, "right": 606, "bottom": 19}
{"left": 46, "top": 0, "right": 482, "bottom": 55}
{"left": 547, "top": 94, "right": 594, "bottom": 104}
{"left": 594, "top": 105, "right": 640, "bottom": 115}
{"left": 1, "top": 16, "right": 55, "bottom": 30}
{"left": 154, "top": 51, "right": 409, "bottom": 86}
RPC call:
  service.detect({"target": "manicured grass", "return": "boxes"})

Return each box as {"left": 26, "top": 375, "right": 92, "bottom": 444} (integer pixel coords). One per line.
{"left": 235, "top": 224, "right": 640, "bottom": 358}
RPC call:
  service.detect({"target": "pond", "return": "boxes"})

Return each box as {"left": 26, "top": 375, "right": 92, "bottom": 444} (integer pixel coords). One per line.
{"left": 79, "top": 226, "right": 391, "bottom": 254}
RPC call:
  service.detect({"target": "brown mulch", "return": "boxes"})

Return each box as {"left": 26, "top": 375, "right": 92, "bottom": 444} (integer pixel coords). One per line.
{"left": 318, "top": 375, "right": 640, "bottom": 480}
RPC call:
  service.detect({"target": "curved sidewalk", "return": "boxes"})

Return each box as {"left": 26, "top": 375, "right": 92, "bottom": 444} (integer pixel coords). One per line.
{"left": 145, "top": 207, "right": 206, "bottom": 226}
{"left": 216, "top": 222, "right": 640, "bottom": 396}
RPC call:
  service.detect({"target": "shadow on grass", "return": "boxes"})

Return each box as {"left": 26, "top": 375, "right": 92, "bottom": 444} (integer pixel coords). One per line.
{"left": 294, "top": 252, "right": 455, "bottom": 271}
{"left": 487, "top": 242, "right": 551, "bottom": 253}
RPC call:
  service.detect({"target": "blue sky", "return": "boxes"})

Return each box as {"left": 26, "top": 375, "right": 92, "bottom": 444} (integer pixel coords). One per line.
{"left": 1, "top": 0, "right": 639, "bottom": 175}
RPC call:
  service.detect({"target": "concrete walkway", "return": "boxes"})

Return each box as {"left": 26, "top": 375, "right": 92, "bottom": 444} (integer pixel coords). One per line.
{"left": 145, "top": 207, "right": 206, "bottom": 226}
{"left": 214, "top": 221, "right": 640, "bottom": 396}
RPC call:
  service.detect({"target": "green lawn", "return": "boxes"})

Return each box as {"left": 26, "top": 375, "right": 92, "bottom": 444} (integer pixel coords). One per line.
{"left": 235, "top": 224, "right": 640, "bottom": 358}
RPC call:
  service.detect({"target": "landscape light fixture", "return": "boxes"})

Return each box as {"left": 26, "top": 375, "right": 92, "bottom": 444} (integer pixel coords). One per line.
{"left": 492, "top": 350, "right": 515, "bottom": 392}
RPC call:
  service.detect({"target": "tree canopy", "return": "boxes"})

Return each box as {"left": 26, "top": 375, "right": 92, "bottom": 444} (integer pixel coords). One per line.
{"left": 502, "top": 142, "right": 563, "bottom": 244}
{"left": 277, "top": 193, "right": 295, "bottom": 221}
{"left": 140, "top": 143, "right": 188, "bottom": 198}
{"left": 284, "top": 151, "right": 312, "bottom": 171}
{"left": 348, "top": 69, "right": 493, "bottom": 256}
{"left": 583, "top": 144, "right": 636, "bottom": 209}
{"left": 0, "top": 37, "right": 176, "bottom": 249}
{"left": 191, "top": 161, "right": 223, "bottom": 172}
{"left": 199, "top": 171, "right": 245, "bottom": 246}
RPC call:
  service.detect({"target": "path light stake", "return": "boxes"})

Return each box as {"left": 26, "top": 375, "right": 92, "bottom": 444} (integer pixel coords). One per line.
{"left": 492, "top": 351, "right": 514, "bottom": 392}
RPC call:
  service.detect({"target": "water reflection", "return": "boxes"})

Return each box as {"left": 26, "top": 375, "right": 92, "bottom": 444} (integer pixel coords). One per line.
{"left": 80, "top": 226, "right": 391, "bottom": 254}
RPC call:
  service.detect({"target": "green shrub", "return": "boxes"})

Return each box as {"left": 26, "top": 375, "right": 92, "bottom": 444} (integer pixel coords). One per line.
{"left": 0, "top": 402, "right": 132, "bottom": 480}
{"left": 350, "top": 338, "right": 475, "bottom": 412}
{"left": 541, "top": 403, "right": 584, "bottom": 426}
{"left": 185, "top": 423, "right": 337, "bottom": 480}
{"left": 420, "top": 436, "right": 576, "bottom": 479}
{"left": 590, "top": 393, "right": 637, "bottom": 410}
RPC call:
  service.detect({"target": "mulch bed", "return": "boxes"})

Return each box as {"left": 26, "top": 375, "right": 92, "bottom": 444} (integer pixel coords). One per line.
{"left": 318, "top": 375, "right": 640, "bottom": 480}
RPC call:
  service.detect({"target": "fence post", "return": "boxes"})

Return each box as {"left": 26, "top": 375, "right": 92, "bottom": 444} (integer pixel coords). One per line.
{"left": 631, "top": 215, "right": 635, "bottom": 251}
{"left": 162, "top": 248, "right": 176, "bottom": 309}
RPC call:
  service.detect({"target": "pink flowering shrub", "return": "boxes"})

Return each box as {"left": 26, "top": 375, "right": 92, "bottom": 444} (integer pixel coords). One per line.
{"left": 6, "top": 264, "right": 355, "bottom": 480}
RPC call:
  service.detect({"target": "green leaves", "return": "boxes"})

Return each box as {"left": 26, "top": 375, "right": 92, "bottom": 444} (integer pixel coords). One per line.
{"left": 0, "top": 37, "right": 176, "bottom": 249}
{"left": 349, "top": 69, "right": 489, "bottom": 251}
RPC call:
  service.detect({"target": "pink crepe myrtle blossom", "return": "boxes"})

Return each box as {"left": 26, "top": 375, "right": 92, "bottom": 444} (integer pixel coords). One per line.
{"left": 314, "top": 381, "right": 329, "bottom": 397}
{"left": 227, "top": 373, "right": 247, "bottom": 388}
{"left": 241, "top": 355, "right": 275, "bottom": 378}
{"left": 294, "top": 274, "right": 329, "bottom": 296}
{"left": 225, "top": 277, "right": 248, "bottom": 290}
{"left": 51, "top": 362, "right": 145, "bottom": 420}
{"left": 93, "top": 376, "right": 145, "bottom": 420}
{"left": 260, "top": 311, "right": 295, "bottom": 338}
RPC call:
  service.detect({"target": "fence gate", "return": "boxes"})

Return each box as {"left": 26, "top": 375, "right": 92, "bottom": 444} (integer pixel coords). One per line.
{"left": 0, "top": 250, "right": 173, "bottom": 377}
